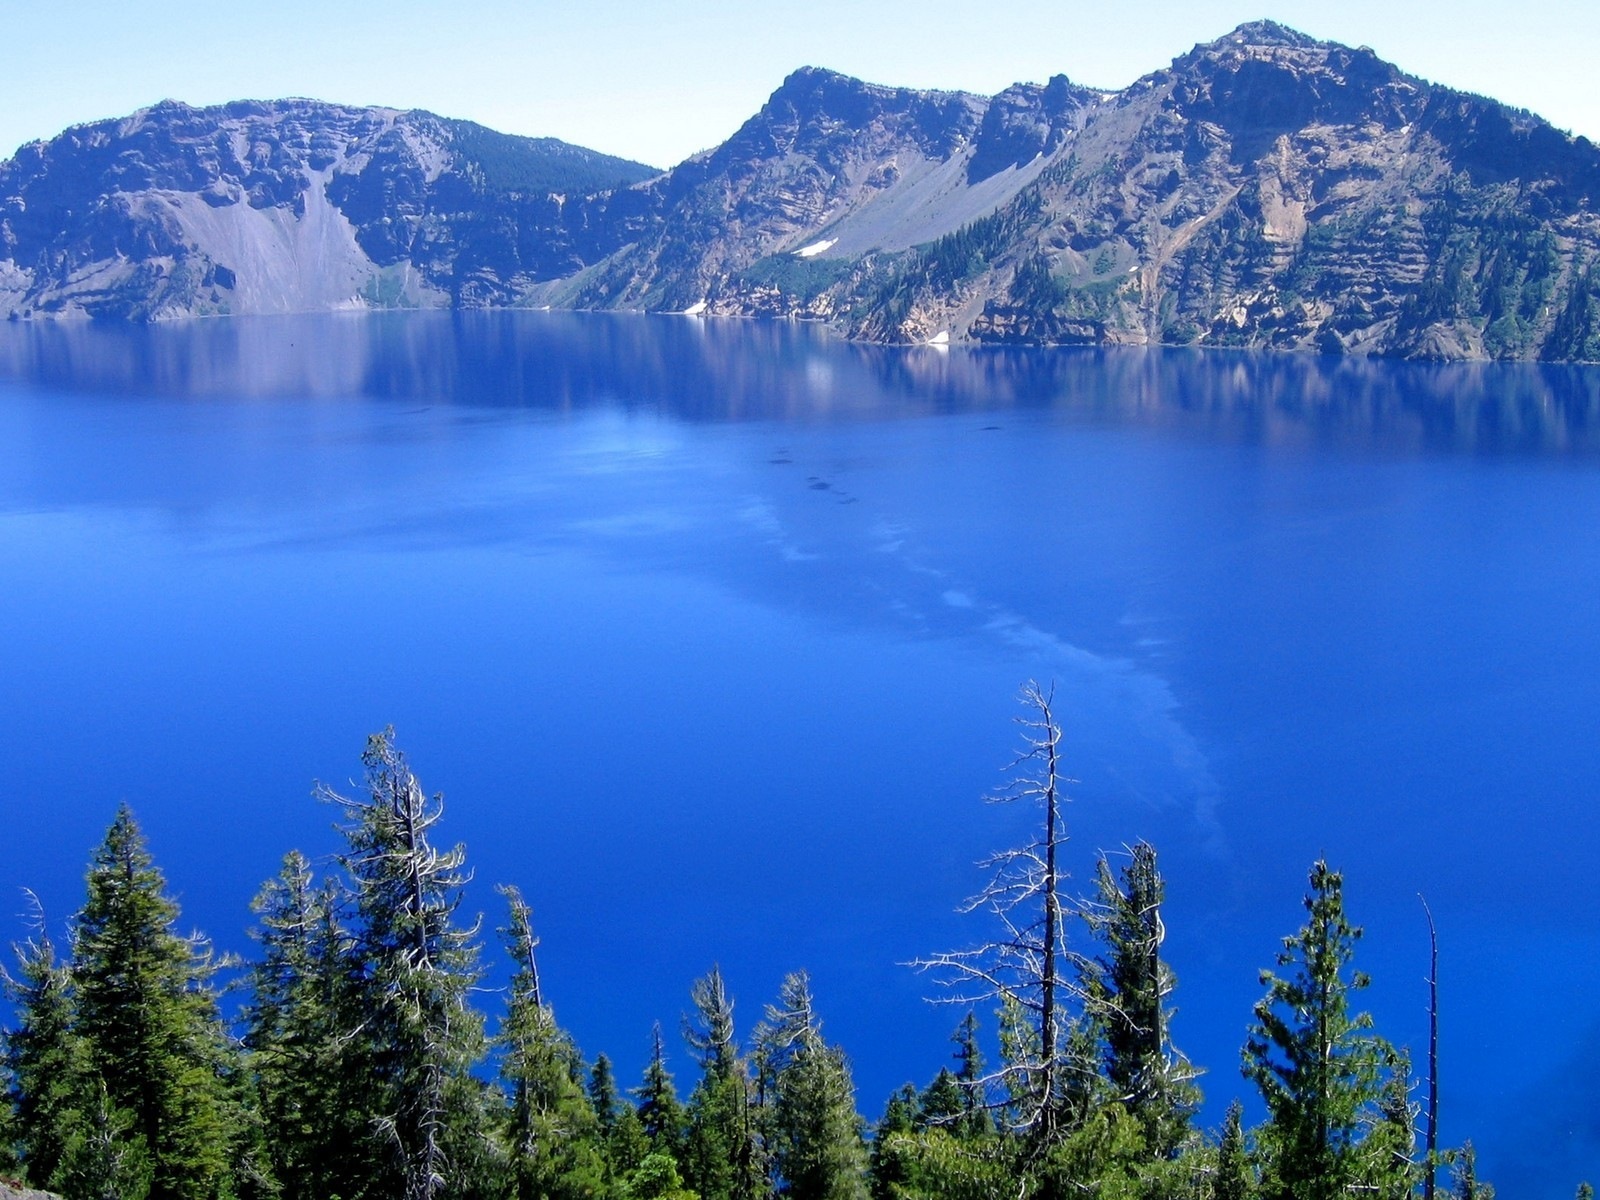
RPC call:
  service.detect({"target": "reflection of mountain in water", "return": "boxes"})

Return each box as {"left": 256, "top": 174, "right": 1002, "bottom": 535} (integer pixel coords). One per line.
{"left": 4, "top": 311, "right": 1600, "bottom": 454}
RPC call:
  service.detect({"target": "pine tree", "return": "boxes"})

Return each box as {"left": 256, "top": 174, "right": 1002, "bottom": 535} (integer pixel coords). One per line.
{"left": 1244, "top": 860, "right": 1391, "bottom": 1200}
{"left": 3, "top": 913, "right": 95, "bottom": 1192}
{"left": 759, "top": 971, "right": 868, "bottom": 1200}
{"left": 321, "top": 729, "right": 493, "bottom": 1200}
{"left": 950, "top": 1013, "right": 991, "bottom": 1139}
{"left": 496, "top": 885, "right": 605, "bottom": 1200}
{"left": 637, "top": 1024, "right": 687, "bottom": 1161}
{"left": 1084, "top": 843, "right": 1199, "bottom": 1156}
{"left": 71, "top": 804, "right": 240, "bottom": 1200}
{"left": 246, "top": 849, "right": 378, "bottom": 1200}
{"left": 1449, "top": 1142, "right": 1493, "bottom": 1200}
{"left": 1213, "top": 1101, "right": 1253, "bottom": 1200}
{"left": 682, "top": 967, "right": 761, "bottom": 1200}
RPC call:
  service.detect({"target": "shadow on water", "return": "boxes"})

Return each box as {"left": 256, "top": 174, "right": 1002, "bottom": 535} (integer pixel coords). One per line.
{"left": 4, "top": 310, "right": 1600, "bottom": 453}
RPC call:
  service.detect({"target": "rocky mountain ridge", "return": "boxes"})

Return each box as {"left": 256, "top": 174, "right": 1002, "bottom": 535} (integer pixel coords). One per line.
{"left": 6, "top": 22, "right": 1600, "bottom": 360}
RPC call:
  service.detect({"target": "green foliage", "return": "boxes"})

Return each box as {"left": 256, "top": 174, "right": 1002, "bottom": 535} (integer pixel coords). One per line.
{"left": 1244, "top": 861, "right": 1396, "bottom": 1200}
{"left": 1213, "top": 1102, "right": 1254, "bottom": 1200}
{"left": 246, "top": 850, "right": 377, "bottom": 1200}
{"left": 4, "top": 919, "right": 93, "bottom": 1190}
{"left": 628, "top": 1151, "right": 700, "bottom": 1200}
{"left": 1083, "top": 844, "right": 1200, "bottom": 1157}
{"left": 1448, "top": 1142, "right": 1493, "bottom": 1200}
{"left": 322, "top": 729, "right": 494, "bottom": 1200}
{"left": 497, "top": 885, "right": 605, "bottom": 1200}
{"left": 682, "top": 968, "right": 763, "bottom": 1200}
{"left": 869, "top": 1128, "right": 1017, "bottom": 1200}
{"left": 737, "top": 255, "right": 854, "bottom": 301}
{"left": 441, "top": 119, "right": 657, "bottom": 198}
{"left": 759, "top": 972, "right": 868, "bottom": 1200}
{"left": 637, "top": 1024, "right": 687, "bottom": 1160}
{"left": 72, "top": 805, "right": 241, "bottom": 1200}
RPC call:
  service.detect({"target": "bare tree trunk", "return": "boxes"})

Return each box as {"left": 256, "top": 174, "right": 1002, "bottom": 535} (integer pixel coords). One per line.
{"left": 1421, "top": 895, "right": 1439, "bottom": 1200}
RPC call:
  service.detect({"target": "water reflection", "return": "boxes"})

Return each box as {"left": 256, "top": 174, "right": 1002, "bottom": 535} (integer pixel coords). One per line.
{"left": 4, "top": 311, "right": 1600, "bottom": 453}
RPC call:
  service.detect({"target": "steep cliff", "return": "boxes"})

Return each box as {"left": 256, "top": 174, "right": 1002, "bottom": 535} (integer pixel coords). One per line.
{"left": 7, "top": 24, "right": 1600, "bottom": 359}
{"left": 0, "top": 100, "right": 657, "bottom": 319}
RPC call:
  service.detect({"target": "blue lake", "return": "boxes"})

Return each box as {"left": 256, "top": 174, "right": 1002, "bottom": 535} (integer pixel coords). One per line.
{"left": 0, "top": 312, "right": 1596, "bottom": 1195}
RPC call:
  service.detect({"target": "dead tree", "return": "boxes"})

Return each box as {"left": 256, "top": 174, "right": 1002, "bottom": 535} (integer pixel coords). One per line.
{"left": 914, "top": 681, "right": 1082, "bottom": 1141}
{"left": 1420, "top": 895, "right": 1440, "bottom": 1200}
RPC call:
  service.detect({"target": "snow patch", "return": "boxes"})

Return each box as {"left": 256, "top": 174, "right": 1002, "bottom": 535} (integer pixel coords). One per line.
{"left": 794, "top": 238, "right": 837, "bottom": 258}
{"left": 925, "top": 330, "right": 949, "bottom": 345}
{"left": 682, "top": 300, "right": 708, "bottom": 315}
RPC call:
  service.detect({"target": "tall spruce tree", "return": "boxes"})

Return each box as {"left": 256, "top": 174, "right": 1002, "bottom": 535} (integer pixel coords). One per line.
{"left": 321, "top": 729, "right": 493, "bottom": 1200}
{"left": 758, "top": 971, "right": 868, "bottom": 1200}
{"left": 1244, "top": 861, "right": 1392, "bottom": 1200}
{"left": 246, "top": 849, "right": 378, "bottom": 1200}
{"left": 496, "top": 885, "right": 604, "bottom": 1200}
{"left": 683, "top": 967, "right": 761, "bottom": 1200}
{"left": 71, "top": 805, "right": 240, "bottom": 1200}
{"left": 636, "top": 1024, "right": 687, "bottom": 1161}
{"left": 3, "top": 913, "right": 94, "bottom": 1192}
{"left": 1083, "top": 843, "right": 1199, "bottom": 1156}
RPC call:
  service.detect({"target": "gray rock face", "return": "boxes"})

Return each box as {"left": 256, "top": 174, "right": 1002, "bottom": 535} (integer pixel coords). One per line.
{"left": 0, "top": 99, "right": 657, "bottom": 319}
{"left": 0, "top": 1182, "right": 61, "bottom": 1200}
{"left": 7, "top": 23, "right": 1600, "bottom": 360}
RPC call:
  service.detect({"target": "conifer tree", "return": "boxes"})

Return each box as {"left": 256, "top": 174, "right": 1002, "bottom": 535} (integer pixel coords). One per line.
{"left": 1449, "top": 1142, "right": 1492, "bottom": 1200}
{"left": 496, "top": 885, "right": 604, "bottom": 1200}
{"left": 1213, "top": 1101, "right": 1253, "bottom": 1200}
{"left": 246, "top": 850, "right": 377, "bottom": 1200}
{"left": 759, "top": 971, "right": 868, "bottom": 1200}
{"left": 1084, "top": 843, "right": 1199, "bottom": 1156}
{"left": 321, "top": 729, "right": 493, "bottom": 1200}
{"left": 637, "top": 1024, "right": 687, "bottom": 1161}
{"left": 683, "top": 967, "right": 761, "bottom": 1200}
{"left": 1244, "top": 861, "right": 1391, "bottom": 1200}
{"left": 950, "top": 1013, "right": 991, "bottom": 1139}
{"left": 71, "top": 805, "right": 240, "bottom": 1200}
{"left": 3, "top": 912, "right": 99, "bottom": 1193}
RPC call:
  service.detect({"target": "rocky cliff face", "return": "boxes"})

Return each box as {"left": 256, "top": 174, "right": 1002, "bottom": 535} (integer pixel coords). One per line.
{"left": 7, "top": 24, "right": 1600, "bottom": 360}
{"left": 0, "top": 100, "right": 657, "bottom": 319}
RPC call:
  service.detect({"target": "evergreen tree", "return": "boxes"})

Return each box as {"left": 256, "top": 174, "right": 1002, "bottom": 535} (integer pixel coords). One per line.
{"left": 496, "top": 885, "right": 604, "bottom": 1200}
{"left": 591, "top": 1055, "right": 622, "bottom": 1139}
{"left": 1084, "top": 843, "right": 1200, "bottom": 1156}
{"left": 636, "top": 1025, "right": 687, "bottom": 1161}
{"left": 246, "top": 850, "right": 377, "bottom": 1200}
{"left": 1449, "top": 1142, "right": 1492, "bottom": 1200}
{"left": 867, "top": 1087, "right": 918, "bottom": 1200}
{"left": 1213, "top": 1101, "right": 1253, "bottom": 1200}
{"left": 759, "top": 971, "right": 868, "bottom": 1200}
{"left": 1244, "top": 861, "right": 1391, "bottom": 1200}
{"left": 682, "top": 967, "right": 761, "bottom": 1200}
{"left": 950, "top": 1013, "right": 991, "bottom": 1140}
{"left": 3, "top": 917, "right": 92, "bottom": 1190}
{"left": 321, "top": 729, "right": 493, "bottom": 1200}
{"left": 71, "top": 804, "right": 240, "bottom": 1200}
{"left": 914, "top": 1072, "right": 963, "bottom": 1133}
{"left": 1358, "top": 1064, "right": 1419, "bottom": 1200}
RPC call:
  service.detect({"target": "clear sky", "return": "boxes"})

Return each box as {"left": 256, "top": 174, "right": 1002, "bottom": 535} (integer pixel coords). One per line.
{"left": 2, "top": 0, "right": 1596, "bottom": 170}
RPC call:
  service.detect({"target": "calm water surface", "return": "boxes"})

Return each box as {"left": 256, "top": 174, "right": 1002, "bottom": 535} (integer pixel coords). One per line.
{"left": 1, "top": 313, "right": 1596, "bottom": 1194}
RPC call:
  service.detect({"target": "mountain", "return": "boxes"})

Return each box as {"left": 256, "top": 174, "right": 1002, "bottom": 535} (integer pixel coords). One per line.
{"left": 0, "top": 99, "right": 658, "bottom": 319}
{"left": 7, "top": 24, "right": 1600, "bottom": 360}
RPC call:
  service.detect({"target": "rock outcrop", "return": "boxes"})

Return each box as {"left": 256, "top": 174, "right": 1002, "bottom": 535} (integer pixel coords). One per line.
{"left": 7, "top": 23, "right": 1600, "bottom": 359}
{"left": 0, "top": 100, "right": 657, "bottom": 319}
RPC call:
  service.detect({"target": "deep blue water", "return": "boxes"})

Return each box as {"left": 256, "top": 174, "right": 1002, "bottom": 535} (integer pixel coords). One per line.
{"left": 1, "top": 312, "right": 1597, "bottom": 1195}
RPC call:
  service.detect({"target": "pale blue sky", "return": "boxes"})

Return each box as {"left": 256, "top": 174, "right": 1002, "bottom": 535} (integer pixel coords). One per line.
{"left": 2, "top": 0, "right": 1596, "bottom": 169}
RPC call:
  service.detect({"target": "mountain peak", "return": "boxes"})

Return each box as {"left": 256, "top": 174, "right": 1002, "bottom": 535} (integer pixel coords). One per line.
{"left": 1218, "top": 20, "right": 1322, "bottom": 49}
